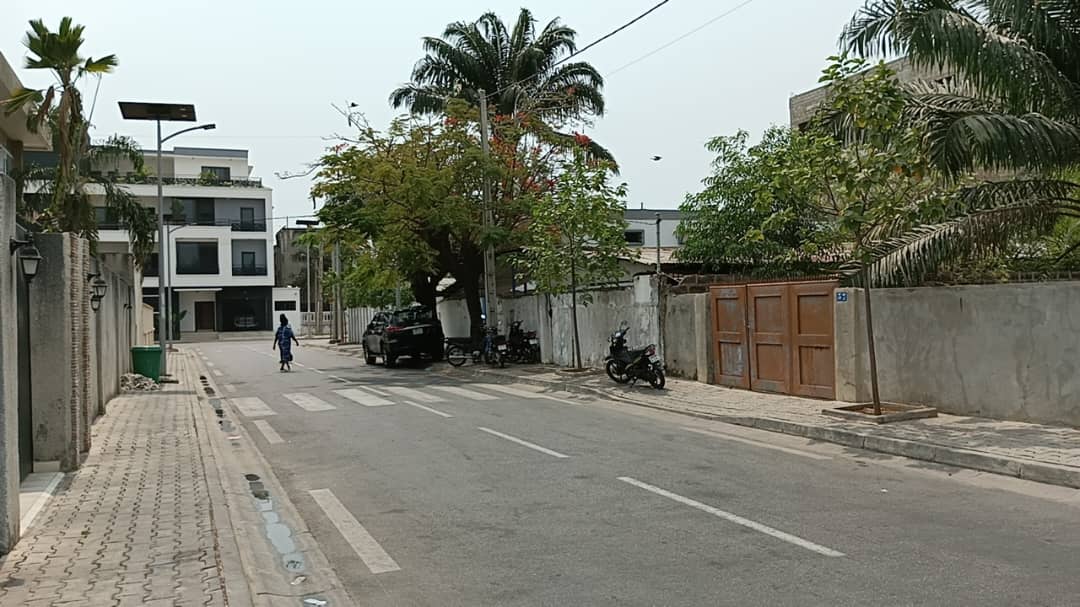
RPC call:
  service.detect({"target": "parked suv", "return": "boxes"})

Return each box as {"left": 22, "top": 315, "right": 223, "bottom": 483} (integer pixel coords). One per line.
{"left": 362, "top": 305, "right": 445, "bottom": 366}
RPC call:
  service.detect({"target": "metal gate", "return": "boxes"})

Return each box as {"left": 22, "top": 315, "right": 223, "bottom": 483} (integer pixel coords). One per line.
{"left": 710, "top": 280, "right": 837, "bottom": 399}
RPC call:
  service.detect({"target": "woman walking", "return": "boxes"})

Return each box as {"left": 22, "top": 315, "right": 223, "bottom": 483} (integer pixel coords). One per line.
{"left": 273, "top": 314, "right": 300, "bottom": 371}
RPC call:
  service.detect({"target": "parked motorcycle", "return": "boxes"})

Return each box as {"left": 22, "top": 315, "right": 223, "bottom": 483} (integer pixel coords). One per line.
{"left": 604, "top": 324, "right": 665, "bottom": 389}
{"left": 445, "top": 324, "right": 507, "bottom": 368}
{"left": 507, "top": 320, "right": 541, "bottom": 363}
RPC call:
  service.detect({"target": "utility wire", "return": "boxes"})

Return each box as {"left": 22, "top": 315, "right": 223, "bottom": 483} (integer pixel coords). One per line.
{"left": 607, "top": 0, "right": 759, "bottom": 77}
{"left": 487, "top": 0, "right": 676, "bottom": 98}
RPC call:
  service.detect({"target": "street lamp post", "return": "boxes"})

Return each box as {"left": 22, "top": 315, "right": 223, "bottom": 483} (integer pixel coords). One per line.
{"left": 296, "top": 219, "right": 319, "bottom": 336}
{"left": 119, "top": 102, "right": 214, "bottom": 378}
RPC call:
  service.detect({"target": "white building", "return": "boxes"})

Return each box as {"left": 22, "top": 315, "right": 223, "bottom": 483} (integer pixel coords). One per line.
{"left": 623, "top": 208, "right": 683, "bottom": 249}
{"left": 89, "top": 147, "right": 276, "bottom": 334}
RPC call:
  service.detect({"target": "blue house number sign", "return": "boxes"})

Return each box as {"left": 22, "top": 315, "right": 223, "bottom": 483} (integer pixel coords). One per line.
{"left": 836, "top": 292, "right": 848, "bottom": 303}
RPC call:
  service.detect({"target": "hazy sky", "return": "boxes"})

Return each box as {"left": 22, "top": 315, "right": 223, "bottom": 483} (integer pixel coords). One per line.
{"left": 4, "top": 0, "right": 866, "bottom": 231}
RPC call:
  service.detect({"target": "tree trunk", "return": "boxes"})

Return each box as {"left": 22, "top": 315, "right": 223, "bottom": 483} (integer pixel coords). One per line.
{"left": 861, "top": 267, "right": 882, "bottom": 415}
{"left": 409, "top": 272, "right": 438, "bottom": 313}
{"left": 570, "top": 253, "right": 582, "bottom": 370}
{"left": 460, "top": 268, "right": 485, "bottom": 341}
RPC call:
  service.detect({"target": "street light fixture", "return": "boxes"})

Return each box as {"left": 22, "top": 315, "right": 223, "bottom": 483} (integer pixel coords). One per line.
{"left": 92, "top": 276, "right": 108, "bottom": 300}
{"left": 119, "top": 101, "right": 215, "bottom": 378}
{"left": 10, "top": 237, "right": 42, "bottom": 280}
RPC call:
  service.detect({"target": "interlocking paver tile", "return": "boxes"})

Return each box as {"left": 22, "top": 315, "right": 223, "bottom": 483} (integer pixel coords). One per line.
{"left": 0, "top": 353, "right": 232, "bottom": 605}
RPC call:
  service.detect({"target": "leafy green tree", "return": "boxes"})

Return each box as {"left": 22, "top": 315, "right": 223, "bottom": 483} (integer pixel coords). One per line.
{"left": 519, "top": 152, "right": 629, "bottom": 369}
{"left": 3, "top": 18, "right": 116, "bottom": 232}
{"left": 677, "top": 127, "right": 839, "bottom": 273}
{"left": 839, "top": 0, "right": 1080, "bottom": 280}
{"left": 389, "top": 9, "right": 614, "bottom": 162}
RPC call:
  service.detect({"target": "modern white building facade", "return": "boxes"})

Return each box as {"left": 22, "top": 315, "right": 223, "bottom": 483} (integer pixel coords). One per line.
{"left": 89, "top": 147, "right": 276, "bottom": 334}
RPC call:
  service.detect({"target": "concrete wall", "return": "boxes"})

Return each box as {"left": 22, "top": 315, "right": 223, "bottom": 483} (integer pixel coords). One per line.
{"left": 835, "top": 284, "right": 1080, "bottom": 427}
{"left": 273, "top": 287, "right": 302, "bottom": 332}
{"left": 0, "top": 171, "right": 19, "bottom": 551}
{"left": 440, "top": 275, "right": 664, "bottom": 369}
{"left": 662, "top": 292, "right": 712, "bottom": 381}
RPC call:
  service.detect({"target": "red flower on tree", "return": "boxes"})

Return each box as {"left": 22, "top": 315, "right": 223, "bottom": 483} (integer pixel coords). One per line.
{"left": 573, "top": 132, "right": 591, "bottom": 148}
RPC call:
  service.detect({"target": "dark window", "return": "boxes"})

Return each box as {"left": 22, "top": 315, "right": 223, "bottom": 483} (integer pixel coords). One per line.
{"left": 240, "top": 207, "right": 254, "bottom": 224}
{"left": 274, "top": 300, "right": 297, "bottom": 311}
{"left": 144, "top": 253, "right": 160, "bottom": 276}
{"left": 241, "top": 251, "right": 256, "bottom": 269}
{"left": 201, "top": 166, "right": 230, "bottom": 181}
{"left": 194, "top": 199, "right": 215, "bottom": 225}
{"left": 392, "top": 307, "right": 435, "bottom": 326}
{"left": 176, "top": 242, "right": 219, "bottom": 274}
{"left": 624, "top": 230, "right": 645, "bottom": 246}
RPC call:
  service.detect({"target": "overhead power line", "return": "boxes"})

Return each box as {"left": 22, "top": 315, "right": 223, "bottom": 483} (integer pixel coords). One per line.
{"left": 608, "top": 0, "right": 759, "bottom": 77}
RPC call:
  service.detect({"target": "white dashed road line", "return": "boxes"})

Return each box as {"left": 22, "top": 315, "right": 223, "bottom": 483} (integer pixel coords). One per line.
{"left": 473, "top": 383, "right": 549, "bottom": 400}
{"left": 335, "top": 389, "right": 394, "bottom": 407}
{"left": 312, "top": 368, "right": 326, "bottom": 375}
{"left": 212, "top": 369, "right": 224, "bottom": 377}
{"left": 477, "top": 427, "right": 569, "bottom": 458}
{"left": 231, "top": 397, "right": 276, "bottom": 417}
{"left": 206, "top": 361, "right": 215, "bottom": 367}
{"left": 253, "top": 420, "right": 284, "bottom": 444}
{"left": 430, "top": 385, "right": 499, "bottom": 401}
{"left": 617, "top": 476, "right": 845, "bottom": 557}
{"left": 384, "top": 386, "right": 444, "bottom": 403}
{"left": 681, "top": 426, "right": 831, "bottom": 461}
{"left": 283, "top": 393, "right": 337, "bottom": 412}
{"left": 223, "top": 384, "right": 236, "bottom": 393}
{"left": 403, "top": 401, "right": 454, "bottom": 418}
{"left": 308, "top": 489, "right": 401, "bottom": 574}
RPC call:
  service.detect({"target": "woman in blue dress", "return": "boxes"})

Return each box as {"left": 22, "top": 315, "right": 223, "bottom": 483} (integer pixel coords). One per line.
{"left": 273, "top": 314, "right": 300, "bottom": 371}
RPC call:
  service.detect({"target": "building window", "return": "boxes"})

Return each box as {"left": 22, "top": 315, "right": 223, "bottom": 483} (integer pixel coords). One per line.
{"left": 624, "top": 230, "right": 645, "bottom": 246}
{"left": 274, "top": 300, "right": 297, "bottom": 311}
{"left": 176, "top": 242, "right": 219, "bottom": 274}
{"left": 144, "top": 253, "right": 160, "bottom": 277}
{"left": 201, "top": 166, "right": 230, "bottom": 181}
{"left": 0, "top": 145, "right": 12, "bottom": 176}
{"left": 194, "top": 199, "right": 216, "bottom": 225}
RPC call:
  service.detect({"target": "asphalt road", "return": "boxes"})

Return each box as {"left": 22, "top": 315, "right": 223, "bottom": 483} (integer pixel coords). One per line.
{"left": 195, "top": 340, "right": 1080, "bottom": 607}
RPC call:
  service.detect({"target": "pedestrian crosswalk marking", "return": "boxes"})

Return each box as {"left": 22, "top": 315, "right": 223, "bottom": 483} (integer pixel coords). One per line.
{"left": 384, "top": 386, "right": 445, "bottom": 403}
{"left": 473, "top": 383, "right": 547, "bottom": 399}
{"left": 429, "top": 385, "right": 500, "bottom": 401}
{"left": 334, "top": 389, "right": 394, "bottom": 407}
{"left": 231, "top": 397, "right": 276, "bottom": 417}
{"left": 283, "top": 393, "right": 337, "bottom": 412}
{"left": 253, "top": 420, "right": 284, "bottom": 444}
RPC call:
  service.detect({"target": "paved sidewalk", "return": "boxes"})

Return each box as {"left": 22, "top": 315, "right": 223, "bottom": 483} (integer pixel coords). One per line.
{"left": 318, "top": 336, "right": 1080, "bottom": 490}
{"left": 0, "top": 355, "right": 235, "bottom": 606}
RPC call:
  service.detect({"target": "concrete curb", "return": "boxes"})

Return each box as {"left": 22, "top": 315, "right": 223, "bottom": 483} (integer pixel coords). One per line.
{"left": 438, "top": 363, "right": 1080, "bottom": 490}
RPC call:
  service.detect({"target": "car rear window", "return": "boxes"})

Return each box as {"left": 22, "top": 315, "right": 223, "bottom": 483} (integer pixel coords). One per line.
{"left": 392, "top": 308, "right": 435, "bottom": 326}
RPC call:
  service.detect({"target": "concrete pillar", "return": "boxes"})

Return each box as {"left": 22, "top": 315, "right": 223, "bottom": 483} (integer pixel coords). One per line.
{"left": 693, "top": 293, "right": 713, "bottom": 384}
{"left": 833, "top": 287, "right": 868, "bottom": 402}
{"left": 29, "top": 234, "right": 79, "bottom": 471}
{"left": 0, "top": 175, "right": 20, "bottom": 552}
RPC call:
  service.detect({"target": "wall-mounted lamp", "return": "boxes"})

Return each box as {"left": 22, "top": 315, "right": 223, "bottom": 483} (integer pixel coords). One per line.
{"left": 10, "top": 236, "right": 42, "bottom": 281}
{"left": 90, "top": 276, "right": 108, "bottom": 312}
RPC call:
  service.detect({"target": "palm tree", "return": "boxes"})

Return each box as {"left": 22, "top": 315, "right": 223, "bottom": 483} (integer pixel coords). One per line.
{"left": 389, "top": 9, "right": 614, "bottom": 162}
{"left": 2, "top": 17, "right": 117, "bottom": 234}
{"left": 839, "top": 0, "right": 1080, "bottom": 284}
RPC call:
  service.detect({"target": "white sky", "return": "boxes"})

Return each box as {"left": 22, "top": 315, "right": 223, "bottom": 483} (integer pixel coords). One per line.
{"left": 3, "top": 0, "right": 866, "bottom": 231}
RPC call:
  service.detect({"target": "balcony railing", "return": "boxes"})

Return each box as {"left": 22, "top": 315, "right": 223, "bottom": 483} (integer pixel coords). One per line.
{"left": 92, "top": 172, "right": 264, "bottom": 188}
{"left": 232, "top": 264, "right": 267, "bottom": 276}
{"left": 160, "top": 218, "right": 267, "bottom": 232}
{"left": 176, "top": 263, "right": 220, "bottom": 275}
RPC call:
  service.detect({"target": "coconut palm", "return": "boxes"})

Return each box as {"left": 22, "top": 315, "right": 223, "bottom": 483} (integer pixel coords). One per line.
{"left": 3, "top": 17, "right": 117, "bottom": 234}
{"left": 839, "top": 0, "right": 1080, "bottom": 284}
{"left": 390, "top": 9, "right": 614, "bottom": 162}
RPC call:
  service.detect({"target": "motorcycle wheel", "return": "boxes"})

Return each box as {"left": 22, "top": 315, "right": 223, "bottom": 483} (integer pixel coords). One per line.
{"left": 648, "top": 367, "right": 666, "bottom": 390}
{"left": 606, "top": 360, "right": 631, "bottom": 384}
{"left": 446, "top": 345, "right": 468, "bottom": 367}
{"left": 497, "top": 351, "right": 506, "bottom": 368}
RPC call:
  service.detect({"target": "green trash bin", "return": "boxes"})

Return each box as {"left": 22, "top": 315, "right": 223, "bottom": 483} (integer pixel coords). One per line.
{"left": 131, "top": 345, "right": 162, "bottom": 382}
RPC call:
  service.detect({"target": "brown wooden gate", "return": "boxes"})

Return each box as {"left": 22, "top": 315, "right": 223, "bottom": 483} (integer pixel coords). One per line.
{"left": 710, "top": 280, "right": 837, "bottom": 399}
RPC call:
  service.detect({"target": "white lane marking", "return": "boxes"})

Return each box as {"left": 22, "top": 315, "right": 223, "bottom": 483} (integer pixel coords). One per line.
{"left": 327, "top": 375, "right": 347, "bottom": 383}
{"left": 682, "top": 427, "right": 831, "bottom": 461}
{"left": 212, "top": 369, "right": 224, "bottom": 377}
{"left": 231, "top": 397, "right": 276, "bottom": 417}
{"left": 283, "top": 393, "right": 337, "bottom": 412}
{"left": 403, "top": 400, "right": 453, "bottom": 418}
{"left": 384, "top": 386, "right": 444, "bottom": 403}
{"left": 355, "top": 385, "right": 389, "bottom": 397}
{"left": 430, "top": 385, "right": 499, "bottom": 401}
{"left": 253, "top": 420, "right": 284, "bottom": 444}
{"left": 617, "top": 477, "right": 845, "bottom": 557}
{"left": 472, "top": 383, "right": 548, "bottom": 399}
{"left": 223, "top": 384, "right": 237, "bottom": 393}
{"left": 477, "top": 427, "right": 569, "bottom": 458}
{"left": 206, "top": 361, "right": 215, "bottom": 367}
{"left": 312, "top": 368, "right": 326, "bottom": 375}
{"left": 294, "top": 362, "right": 307, "bottom": 368}
{"left": 308, "top": 489, "right": 401, "bottom": 574}
{"left": 335, "top": 389, "right": 394, "bottom": 407}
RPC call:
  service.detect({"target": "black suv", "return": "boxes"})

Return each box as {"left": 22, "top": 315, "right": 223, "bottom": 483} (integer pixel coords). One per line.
{"left": 362, "top": 306, "right": 445, "bottom": 366}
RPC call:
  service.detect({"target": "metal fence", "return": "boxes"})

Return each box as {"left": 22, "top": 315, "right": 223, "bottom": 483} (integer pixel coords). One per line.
{"left": 344, "top": 307, "right": 382, "bottom": 344}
